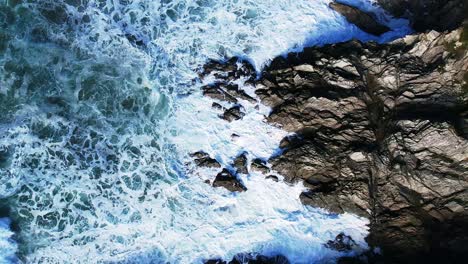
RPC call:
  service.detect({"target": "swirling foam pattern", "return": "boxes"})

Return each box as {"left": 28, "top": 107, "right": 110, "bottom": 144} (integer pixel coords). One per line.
{"left": 0, "top": 0, "right": 410, "bottom": 263}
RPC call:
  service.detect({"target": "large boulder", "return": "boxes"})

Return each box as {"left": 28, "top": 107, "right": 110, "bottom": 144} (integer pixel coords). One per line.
{"left": 330, "top": 2, "right": 390, "bottom": 35}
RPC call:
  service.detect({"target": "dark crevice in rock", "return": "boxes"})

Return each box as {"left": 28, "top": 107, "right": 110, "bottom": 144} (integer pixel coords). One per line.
{"left": 326, "top": 233, "right": 358, "bottom": 252}
{"left": 233, "top": 152, "right": 248, "bottom": 174}
{"left": 222, "top": 105, "right": 246, "bottom": 122}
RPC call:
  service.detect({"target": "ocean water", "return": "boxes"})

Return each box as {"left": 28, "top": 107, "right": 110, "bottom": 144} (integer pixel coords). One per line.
{"left": 0, "top": 0, "right": 410, "bottom": 263}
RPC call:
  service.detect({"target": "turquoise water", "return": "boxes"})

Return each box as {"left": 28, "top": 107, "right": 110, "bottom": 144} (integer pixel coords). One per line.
{"left": 0, "top": 0, "right": 410, "bottom": 263}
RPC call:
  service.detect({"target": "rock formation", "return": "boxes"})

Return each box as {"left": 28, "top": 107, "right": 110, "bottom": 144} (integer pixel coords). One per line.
{"left": 212, "top": 168, "right": 247, "bottom": 192}
{"left": 199, "top": 24, "right": 467, "bottom": 264}
{"left": 196, "top": 1, "right": 468, "bottom": 262}
{"left": 330, "top": 2, "right": 390, "bottom": 35}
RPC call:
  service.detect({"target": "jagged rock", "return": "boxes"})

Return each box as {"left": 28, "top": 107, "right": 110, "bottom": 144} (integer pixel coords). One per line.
{"left": 202, "top": 83, "right": 238, "bottom": 103}
{"left": 263, "top": 27, "right": 467, "bottom": 261}
{"left": 278, "top": 134, "right": 303, "bottom": 149}
{"left": 326, "top": 233, "right": 358, "bottom": 252}
{"left": 233, "top": 153, "right": 248, "bottom": 174}
{"left": 329, "top": 2, "right": 390, "bottom": 36}
{"left": 200, "top": 26, "right": 468, "bottom": 262}
{"left": 270, "top": 28, "right": 467, "bottom": 261}
{"left": 202, "top": 82, "right": 256, "bottom": 106}
{"left": 190, "top": 151, "right": 221, "bottom": 168}
{"left": 251, "top": 158, "right": 270, "bottom": 174}
{"left": 222, "top": 105, "right": 245, "bottom": 122}
{"left": 201, "top": 57, "right": 257, "bottom": 82}
{"left": 212, "top": 168, "right": 246, "bottom": 192}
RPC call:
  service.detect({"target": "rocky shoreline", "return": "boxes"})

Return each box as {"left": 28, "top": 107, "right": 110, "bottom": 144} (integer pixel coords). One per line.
{"left": 197, "top": 1, "right": 467, "bottom": 263}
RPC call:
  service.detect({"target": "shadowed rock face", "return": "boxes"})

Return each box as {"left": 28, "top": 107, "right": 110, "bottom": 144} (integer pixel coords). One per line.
{"left": 191, "top": 151, "right": 221, "bottom": 168}
{"left": 200, "top": 26, "right": 468, "bottom": 262}
{"left": 330, "top": 2, "right": 390, "bottom": 36}
{"left": 377, "top": 0, "right": 467, "bottom": 32}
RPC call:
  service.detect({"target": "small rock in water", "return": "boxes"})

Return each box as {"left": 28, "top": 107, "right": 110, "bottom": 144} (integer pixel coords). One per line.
{"left": 233, "top": 153, "right": 248, "bottom": 174}
{"left": 212, "top": 169, "right": 247, "bottom": 192}
{"left": 221, "top": 105, "right": 245, "bottom": 122}
{"left": 326, "top": 233, "right": 358, "bottom": 252}
{"left": 211, "top": 102, "right": 225, "bottom": 110}
{"left": 251, "top": 158, "right": 270, "bottom": 174}
{"left": 202, "top": 84, "right": 238, "bottom": 103}
{"left": 190, "top": 151, "right": 221, "bottom": 168}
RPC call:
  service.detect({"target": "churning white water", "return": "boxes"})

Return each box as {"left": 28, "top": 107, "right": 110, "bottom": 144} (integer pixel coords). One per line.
{"left": 0, "top": 0, "right": 410, "bottom": 263}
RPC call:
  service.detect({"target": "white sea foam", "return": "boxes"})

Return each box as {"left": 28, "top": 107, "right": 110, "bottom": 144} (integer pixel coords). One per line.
{"left": 0, "top": 0, "right": 411, "bottom": 263}
{"left": 0, "top": 218, "right": 17, "bottom": 264}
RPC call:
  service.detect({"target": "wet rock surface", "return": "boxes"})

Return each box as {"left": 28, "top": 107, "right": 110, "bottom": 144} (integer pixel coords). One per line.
{"left": 190, "top": 151, "right": 221, "bottom": 168}
{"left": 250, "top": 158, "right": 269, "bottom": 172}
{"left": 267, "top": 27, "right": 467, "bottom": 262}
{"left": 200, "top": 26, "right": 468, "bottom": 262}
{"left": 212, "top": 168, "right": 247, "bottom": 192}
{"left": 326, "top": 233, "right": 359, "bottom": 252}
{"left": 330, "top": 2, "right": 390, "bottom": 36}
{"left": 233, "top": 153, "right": 249, "bottom": 174}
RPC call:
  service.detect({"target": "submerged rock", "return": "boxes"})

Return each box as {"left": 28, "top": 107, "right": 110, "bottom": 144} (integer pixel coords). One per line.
{"left": 329, "top": 2, "right": 390, "bottom": 36}
{"left": 233, "top": 153, "right": 249, "bottom": 174}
